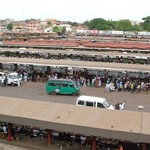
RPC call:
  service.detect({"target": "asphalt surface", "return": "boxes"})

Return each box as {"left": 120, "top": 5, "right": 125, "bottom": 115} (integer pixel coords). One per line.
{"left": 0, "top": 81, "right": 149, "bottom": 112}
{"left": 0, "top": 81, "right": 149, "bottom": 150}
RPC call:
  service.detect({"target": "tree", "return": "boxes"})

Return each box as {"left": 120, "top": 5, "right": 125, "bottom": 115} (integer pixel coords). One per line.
{"left": 114, "top": 20, "right": 132, "bottom": 31}
{"left": 142, "top": 16, "right": 150, "bottom": 31}
{"left": 84, "top": 18, "right": 112, "bottom": 30}
{"left": 7, "top": 23, "right": 13, "bottom": 30}
{"left": 47, "top": 21, "right": 52, "bottom": 27}
{"left": 68, "top": 21, "right": 78, "bottom": 27}
{"left": 52, "top": 26, "right": 60, "bottom": 33}
{"left": 60, "top": 27, "right": 66, "bottom": 34}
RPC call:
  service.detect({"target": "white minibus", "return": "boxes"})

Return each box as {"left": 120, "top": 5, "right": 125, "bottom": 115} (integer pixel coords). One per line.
{"left": 76, "top": 95, "right": 114, "bottom": 109}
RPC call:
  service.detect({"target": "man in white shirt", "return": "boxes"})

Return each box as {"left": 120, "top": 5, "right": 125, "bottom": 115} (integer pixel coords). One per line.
{"left": 119, "top": 102, "right": 125, "bottom": 110}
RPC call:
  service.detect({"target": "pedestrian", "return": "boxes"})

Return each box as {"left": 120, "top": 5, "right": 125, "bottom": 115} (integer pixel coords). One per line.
{"left": 130, "top": 82, "right": 134, "bottom": 93}
{"left": 83, "top": 77, "right": 86, "bottom": 87}
{"left": 145, "top": 83, "right": 149, "bottom": 93}
{"left": 119, "top": 144, "right": 124, "bottom": 150}
{"left": 119, "top": 102, "right": 125, "bottom": 110}
{"left": 1, "top": 75, "right": 5, "bottom": 87}
{"left": 92, "top": 77, "right": 95, "bottom": 87}
{"left": 87, "top": 79, "right": 90, "bottom": 87}
{"left": 98, "top": 79, "right": 102, "bottom": 87}
{"left": 77, "top": 78, "right": 80, "bottom": 86}
{"left": 105, "top": 83, "right": 110, "bottom": 92}
{"left": 115, "top": 103, "right": 120, "bottom": 110}
{"left": 17, "top": 79, "right": 21, "bottom": 87}
{"left": 4, "top": 74, "right": 8, "bottom": 86}
{"left": 136, "top": 84, "right": 141, "bottom": 93}
{"left": 24, "top": 72, "right": 28, "bottom": 82}
{"left": 60, "top": 145, "right": 63, "bottom": 150}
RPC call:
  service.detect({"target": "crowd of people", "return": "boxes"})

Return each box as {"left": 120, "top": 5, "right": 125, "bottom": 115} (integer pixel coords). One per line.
{"left": 0, "top": 122, "right": 146, "bottom": 150}
{"left": 16, "top": 67, "right": 150, "bottom": 94}
{"left": 105, "top": 77, "right": 149, "bottom": 94}
{"left": 1, "top": 65, "right": 149, "bottom": 96}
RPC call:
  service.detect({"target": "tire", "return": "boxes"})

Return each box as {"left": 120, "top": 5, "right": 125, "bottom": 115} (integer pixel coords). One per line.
{"left": 11, "top": 82, "right": 14, "bottom": 86}
{"left": 51, "top": 91, "right": 56, "bottom": 95}
{"left": 72, "top": 92, "right": 78, "bottom": 96}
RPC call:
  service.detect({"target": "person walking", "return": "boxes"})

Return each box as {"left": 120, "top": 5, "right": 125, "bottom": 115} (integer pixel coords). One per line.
{"left": 1, "top": 75, "right": 5, "bottom": 87}
{"left": 119, "top": 102, "right": 125, "bottom": 110}
{"left": 4, "top": 74, "right": 8, "bottom": 86}
{"left": 17, "top": 79, "right": 21, "bottom": 87}
{"left": 24, "top": 72, "right": 28, "bottom": 82}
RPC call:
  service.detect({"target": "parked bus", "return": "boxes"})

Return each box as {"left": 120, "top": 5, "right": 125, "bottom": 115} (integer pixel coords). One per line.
{"left": 46, "top": 78, "right": 80, "bottom": 96}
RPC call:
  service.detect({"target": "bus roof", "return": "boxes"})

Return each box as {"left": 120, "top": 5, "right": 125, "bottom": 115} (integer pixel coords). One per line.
{"left": 48, "top": 78, "right": 74, "bottom": 83}
{"left": 77, "top": 95, "right": 106, "bottom": 103}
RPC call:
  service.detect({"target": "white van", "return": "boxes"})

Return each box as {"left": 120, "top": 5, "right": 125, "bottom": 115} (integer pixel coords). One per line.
{"left": 76, "top": 95, "right": 114, "bottom": 109}
{"left": 0, "top": 72, "right": 21, "bottom": 86}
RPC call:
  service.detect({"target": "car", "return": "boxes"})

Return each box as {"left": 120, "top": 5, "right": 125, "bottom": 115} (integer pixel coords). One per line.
{"left": 0, "top": 71, "right": 22, "bottom": 86}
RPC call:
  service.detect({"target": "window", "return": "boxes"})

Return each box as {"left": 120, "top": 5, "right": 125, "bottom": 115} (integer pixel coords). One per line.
{"left": 78, "top": 100, "right": 84, "bottom": 105}
{"left": 0, "top": 73, "right": 3, "bottom": 77}
{"left": 69, "top": 84, "right": 75, "bottom": 88}
{"left": 86, "top": 101, "right": 94, "bottom": 107}
{"left": 61, "top": 83, "right": 68, "bottom": 87}
{"left": 103, "top": 100, "right": 110, "bottom": 108}
{"left": 97, "top": 102, "right": 105, "bottom": 108}
{"left": 48, "top": 82, "right": 56, "bottom": 86}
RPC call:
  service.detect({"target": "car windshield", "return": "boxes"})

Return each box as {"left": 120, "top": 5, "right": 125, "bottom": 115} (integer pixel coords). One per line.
{"left": 103, "top": 100, "right": 110, "bottom": 108}
{"left": 9, "top": 75, "right": 19, "bottom": 79}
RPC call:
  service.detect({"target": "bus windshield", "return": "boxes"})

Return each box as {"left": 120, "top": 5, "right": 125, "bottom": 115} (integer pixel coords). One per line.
{"left": 103, "top": 100, "right": 110, "bottom": 108}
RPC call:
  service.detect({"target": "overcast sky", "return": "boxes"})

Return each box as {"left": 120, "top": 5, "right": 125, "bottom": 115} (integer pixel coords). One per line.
{"left": 1, "top": 0, "right": 149, "bottom": 22}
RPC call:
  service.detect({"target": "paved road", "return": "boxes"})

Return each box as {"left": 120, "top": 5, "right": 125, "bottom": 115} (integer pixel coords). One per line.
{"left": 0, "top": 81, "right": 149, "bottom": 112}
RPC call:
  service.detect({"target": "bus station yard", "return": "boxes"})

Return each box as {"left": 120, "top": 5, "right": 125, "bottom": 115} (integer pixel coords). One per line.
{"left": 0, "top": 46, "right": 149, "bottom": 149}
{"left": 0, "top": 59, "right": 149, "bottom": 149}
{"left": 0, "top": 81, "right": 149, "bottom": 112}
{"left": 0, "top": 81, "right": 149, "bottom": 150}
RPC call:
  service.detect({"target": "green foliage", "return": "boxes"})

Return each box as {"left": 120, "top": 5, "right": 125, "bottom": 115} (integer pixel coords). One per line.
{"left": 84, "top": 18, "right": 111, "bottom": 30}
{"left": 47, "top": 21, "right": 52, "bottom": 26}
{"left": 142, "top": 16, "right": 150, "bottom": 31}
{"left": 83, "top": 18, "right": 147, "bottom": 32}
{"left": 60, "top": 27, "right": 66, "bottom": 34}
{"left": 128, "top": 25, "right": 141, "bottom": 31}
{"left": 52, "top": 26, "right": 60, "bottom": 33}
{"left": 25, "top": 18, "right": 35, "bottom": 22}
{"left": 142, "top": 16, "right": 150, "bottom": 23}
{"left": 52, "top": 26, "right": 66, "bottom": 34}
{"left": 7, "top": 23, "right": 13, "bottom": 30}
{"left": 68, "top": 21, "right": 78, "bottom": 26}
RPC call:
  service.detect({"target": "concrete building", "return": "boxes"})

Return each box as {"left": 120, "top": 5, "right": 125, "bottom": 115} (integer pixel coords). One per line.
{"left": 26, "top": 20, "right": 42, "bottom": 32}
{"left": 59, "top": 24, "right": 72, "bottom": 32}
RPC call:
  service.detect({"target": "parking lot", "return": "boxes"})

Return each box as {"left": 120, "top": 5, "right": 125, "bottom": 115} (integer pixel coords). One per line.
{"left": 0, "top": 80, "right": 149, "bottom": 149}
{"left": 0, "top": 81, "right": 149, "bottom": 112}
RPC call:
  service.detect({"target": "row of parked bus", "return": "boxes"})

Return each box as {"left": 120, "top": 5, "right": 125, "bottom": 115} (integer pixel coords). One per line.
{"left": 76, "top": 30, "right": 150, "bottom": 38}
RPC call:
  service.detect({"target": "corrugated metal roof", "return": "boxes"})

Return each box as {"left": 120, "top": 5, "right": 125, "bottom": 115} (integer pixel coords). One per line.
{"left": 0, "top": 96, "right": 149, "bottom": 143}
{"left": 0, "top": 57, "right": 149, "bottom": 72}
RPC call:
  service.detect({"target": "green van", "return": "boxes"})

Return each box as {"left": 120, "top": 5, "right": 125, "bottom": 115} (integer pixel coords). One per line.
{"left": 46, "top": 78, "right": 80, "bottom": 96}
